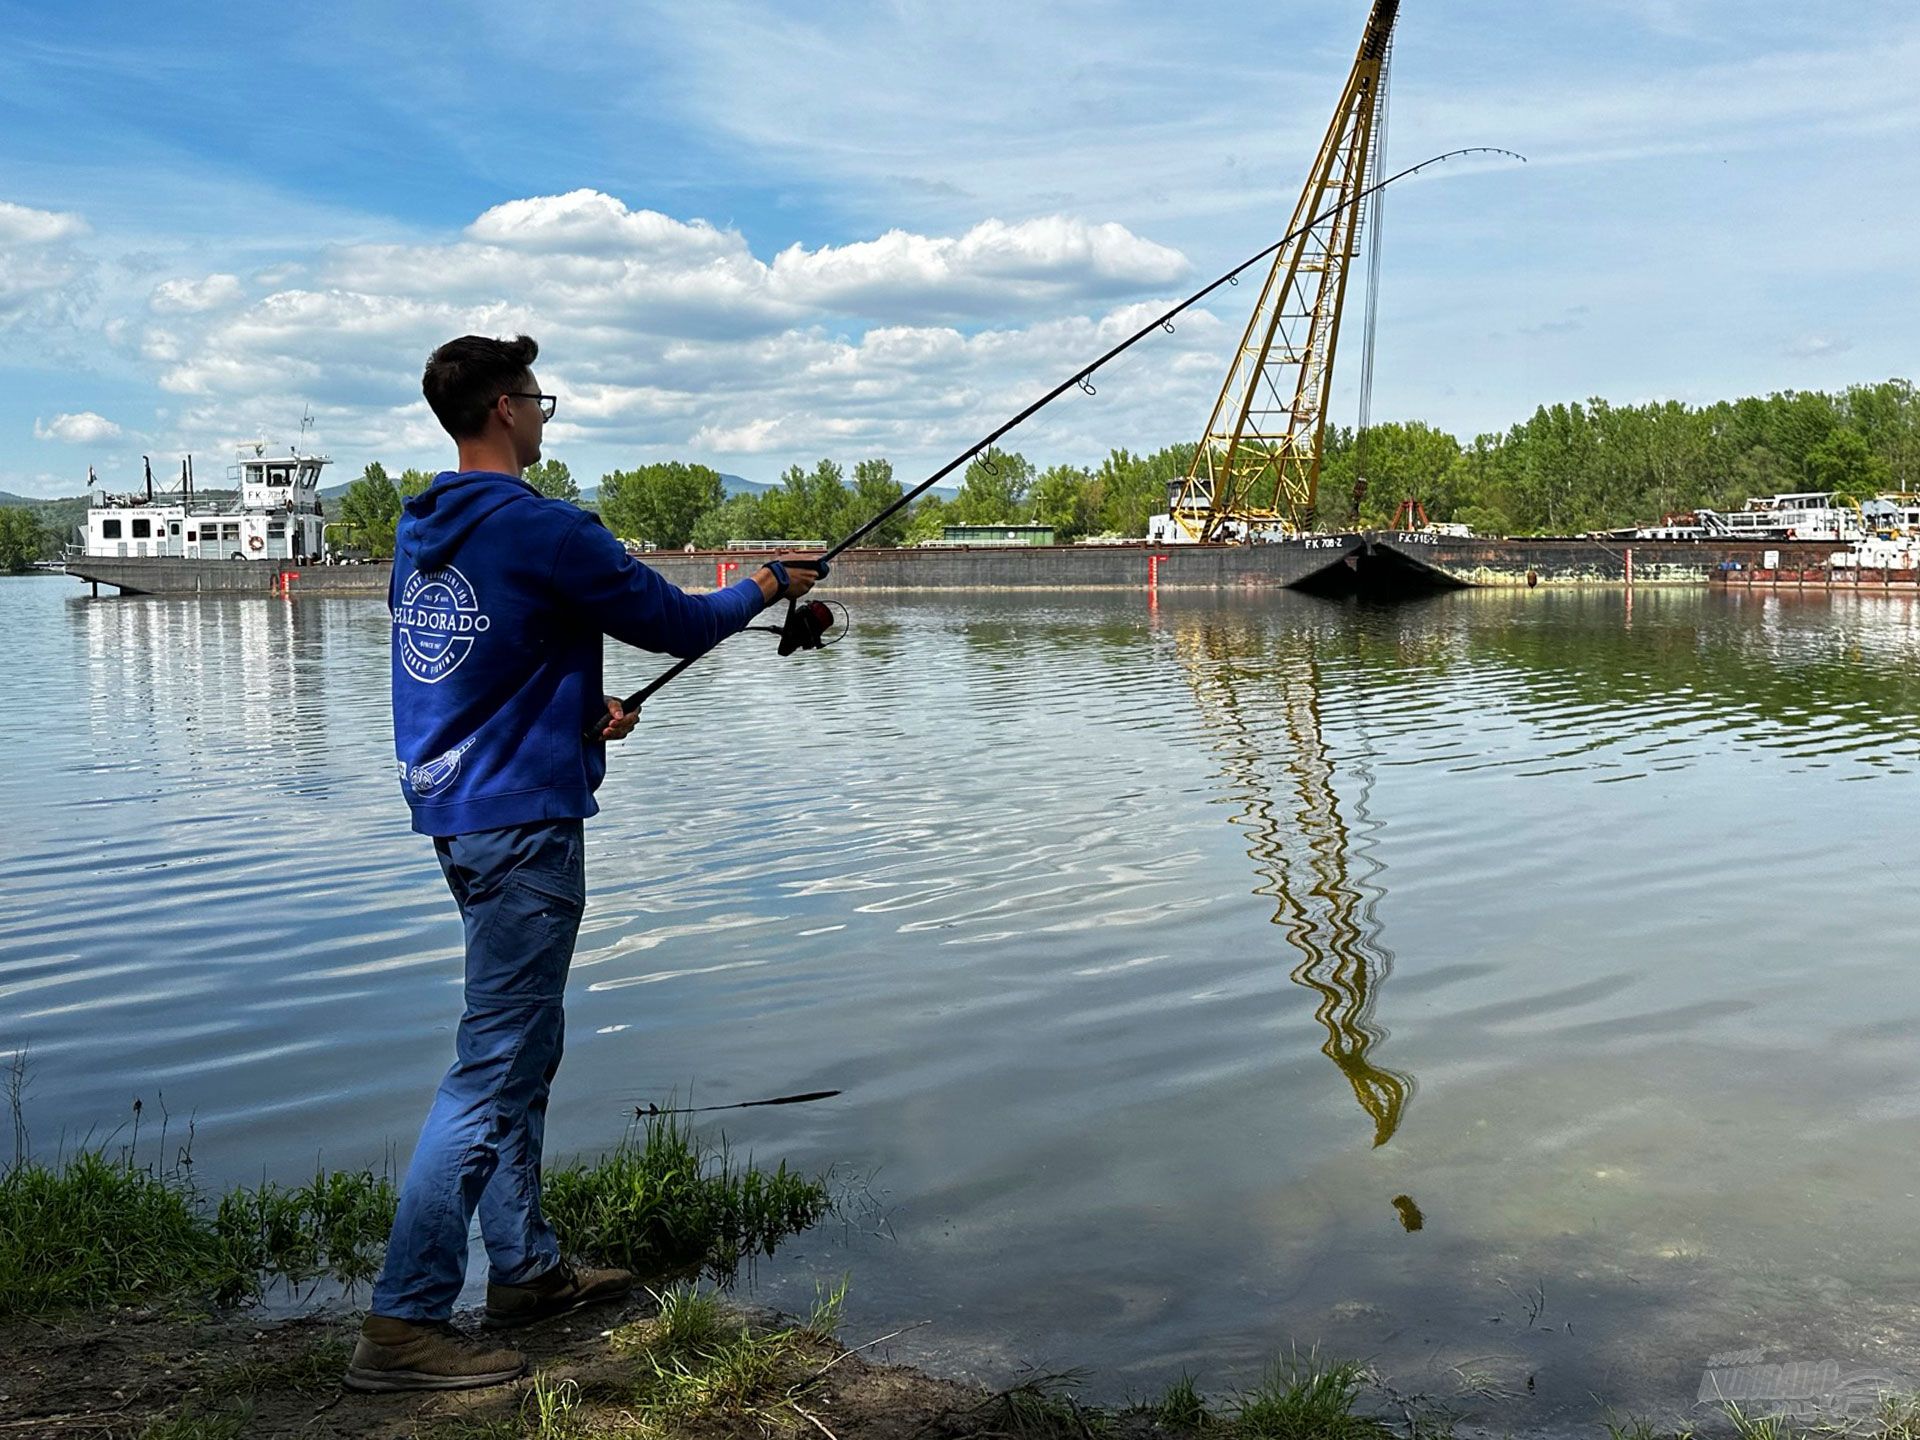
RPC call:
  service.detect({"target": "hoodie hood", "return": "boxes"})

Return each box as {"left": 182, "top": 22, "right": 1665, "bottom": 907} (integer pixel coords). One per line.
{"left": 399, "top": 470, "right": 536, "bottom": 572}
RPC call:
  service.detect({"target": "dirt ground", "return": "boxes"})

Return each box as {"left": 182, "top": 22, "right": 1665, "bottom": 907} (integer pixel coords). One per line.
{"left": 0, "top": 1296, "right": 1048, "bottom": 1440}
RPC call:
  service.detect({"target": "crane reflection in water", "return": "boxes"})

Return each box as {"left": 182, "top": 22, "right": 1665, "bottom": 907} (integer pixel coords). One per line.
{"left": 1176, "top": 618, "right": 1417, "bottom": 1221}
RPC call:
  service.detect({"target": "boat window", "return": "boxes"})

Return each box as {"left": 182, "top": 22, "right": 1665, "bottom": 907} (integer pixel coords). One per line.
{"left": 132, "top": 518, "right": 152, "bottom": 539}
{"left": 223, "top": 523, "right": 240, "bottom": 540}
{"left": 186, "top": 531, "right": 197, "bottom": 542}
{"left": 268, "top": 523, "right": 286, "bottom": 537}
{"left": 268, "top": 467, "right": 291, "bottom": 485}
{"left": 102, "top": 518, "right": 122, "bottom": 539}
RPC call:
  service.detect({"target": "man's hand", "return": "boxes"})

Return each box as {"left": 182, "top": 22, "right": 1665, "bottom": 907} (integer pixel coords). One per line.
{"left": 754, "top": 555, "right": 828, "bottom": 603}
{"left": 599, "top": 696, "right": 639, "bottom": 742}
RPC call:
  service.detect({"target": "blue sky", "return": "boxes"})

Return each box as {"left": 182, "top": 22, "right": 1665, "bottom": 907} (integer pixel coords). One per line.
{"left": 2, "top": 0, "right": 1915, "bottom": 499}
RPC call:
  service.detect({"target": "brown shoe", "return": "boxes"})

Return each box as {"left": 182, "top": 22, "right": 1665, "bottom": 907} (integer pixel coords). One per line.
{"left": 485, "top": 1259, "right": 634, "bottom": 1329}
{"left": 343, "top": 1315, "right": 525, "bottom": 1393}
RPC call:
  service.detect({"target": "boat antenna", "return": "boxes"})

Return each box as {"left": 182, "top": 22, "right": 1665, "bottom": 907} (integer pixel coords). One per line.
{"left": 600, "top": 146, "right": 1527, "bottom": 732}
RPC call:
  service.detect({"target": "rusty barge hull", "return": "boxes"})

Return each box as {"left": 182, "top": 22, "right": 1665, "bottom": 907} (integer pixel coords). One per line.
{"left": 65, "top": 538, "right": 1371, "bottom": 598}
{"left": 64, "top": 535, "right": 1857, "bottom": 599}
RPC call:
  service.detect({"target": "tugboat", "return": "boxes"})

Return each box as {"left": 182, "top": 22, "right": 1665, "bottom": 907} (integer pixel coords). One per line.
{"left": 77, "top": 442, "right": 330, "bottom": 565}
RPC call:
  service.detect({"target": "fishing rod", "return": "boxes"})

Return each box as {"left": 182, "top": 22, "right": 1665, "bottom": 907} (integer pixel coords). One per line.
{"left": 597, "top": 145, "right": 1526, "bottom": 734}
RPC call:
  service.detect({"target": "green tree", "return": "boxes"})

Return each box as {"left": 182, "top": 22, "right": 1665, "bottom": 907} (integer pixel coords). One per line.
{"left": 599, "top": 462, "right": 726, "bottom": 548}
{"left": 848, "top": 458, "right": 907, "bottom": 546}
{"left": 1027, "top": 463, "right": 1098, "bottom": 541}
{"left": 949, "top": 448, "right": 1034, "bottom": 525}
{"left": 1321, "top": 420, "right": 1464, "bottom": 527}
{"left": 1842, "top": 379, "right": 1919, "bottom": 490}
{"left": 0, "top": 507, "right": 45, "bottom": 573}
{"left": 762, "top": 459, "right": 853, "bottom": 542}
{"left": 1806, "top": 428, "right": 1893, "bottom": 498}
{"left": 339, "top": 461, "right": 401, "bottom": 558}
{"left": 902, "top": 494, "right": 951, "bottom": 544}
{"left": 397, "top": 468, "right": 435, "bottom": 500}
{"left": 524, "top": 458, "right": 579, "bottom": 503}
{"left": 1091, "top": 443, "right": 1195, "bottom": 537}
{"left": 688, "top": 492, "right": 769, "bottom": 550}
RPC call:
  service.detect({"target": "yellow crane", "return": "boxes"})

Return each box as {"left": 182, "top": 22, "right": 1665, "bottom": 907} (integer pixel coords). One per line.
{"left": 1167, "top": 0, "right": 1399, "bottom": 540}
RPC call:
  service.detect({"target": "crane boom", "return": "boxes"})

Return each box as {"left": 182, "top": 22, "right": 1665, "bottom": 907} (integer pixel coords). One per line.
{"left": 1167, "top": 0, "right": 1399, "bottom": 541}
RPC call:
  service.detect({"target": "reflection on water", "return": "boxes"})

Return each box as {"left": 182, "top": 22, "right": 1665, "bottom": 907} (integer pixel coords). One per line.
{"left": 1177, "top": 619, "right": 1412, "bottom": 1150}
{"left": 6, "top": 578, "right": 1920, "bottom": 1432}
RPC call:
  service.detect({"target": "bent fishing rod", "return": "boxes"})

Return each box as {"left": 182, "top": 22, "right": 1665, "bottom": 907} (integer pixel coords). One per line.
{"left": 598, "top": 145, "right": 1525, "bottom": 734}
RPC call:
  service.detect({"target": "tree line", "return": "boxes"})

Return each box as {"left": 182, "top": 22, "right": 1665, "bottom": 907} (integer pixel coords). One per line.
{"left": 1318, "top": 378, "right": 1917, "bottom": 533}
{"left": 331, "top": 445, "right": 1207, "bottom": 557}
{"left": 11, "top": 376, "right": 1906, "bottom": 573}
{"left": 334, "top": 377, "right": 1913, "bottom": 552}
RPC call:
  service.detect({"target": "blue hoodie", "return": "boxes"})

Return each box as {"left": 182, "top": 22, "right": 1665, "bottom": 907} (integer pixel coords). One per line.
{"left": 389, "top": 470, "right": 767, "bottom": 836}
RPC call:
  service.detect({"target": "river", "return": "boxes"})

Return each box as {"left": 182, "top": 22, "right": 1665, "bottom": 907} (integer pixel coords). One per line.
{"left": 3, "top": 573, "right": 1918, "bottom": 1430}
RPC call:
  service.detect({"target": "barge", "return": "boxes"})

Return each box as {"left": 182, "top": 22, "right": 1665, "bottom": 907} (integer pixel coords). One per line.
{"left": 65, "top": 533, "right": 1855, "bottom": 599}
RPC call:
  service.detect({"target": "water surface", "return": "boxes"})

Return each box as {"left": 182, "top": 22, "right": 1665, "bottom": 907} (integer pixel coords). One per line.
{"left": 4, "top": 574, "right": 1918, "bottom": 1431}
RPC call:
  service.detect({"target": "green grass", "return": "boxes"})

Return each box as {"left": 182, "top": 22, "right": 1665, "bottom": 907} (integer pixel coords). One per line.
{"left": 0, "top": 1102, "right": 830, "bottom": 1319}
{"left": 1135, "top": 1372, "right": 1214, "bottom": 1430}
{"left": 427, "top": 1373, "right": 599, "bottom": 1440}
{"left": 609, "top": 1278, "right": 849, "bottom": 1431}
{"left": 542, "top": 1110, "right": 831, "bottom": 1281}
{"left": 212, "top": 1168, "right": 397, "bottom": 1295}
{"left": 0, "top": 1145, "right": 396, "bottom": 1316}
{"left": 992, "top": 1371, "right": 1107, "bottom": 1440}
{"left": 1232, "top": 1350, "right": 1395, "bottom": 1440}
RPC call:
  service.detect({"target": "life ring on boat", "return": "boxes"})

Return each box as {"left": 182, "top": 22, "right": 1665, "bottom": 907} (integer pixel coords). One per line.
{"left": 248, "top": 535, "right": 265, "bottom": 553}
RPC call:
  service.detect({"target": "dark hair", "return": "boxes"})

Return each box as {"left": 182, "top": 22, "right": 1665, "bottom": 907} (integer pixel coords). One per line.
{"left": 422, "top": 334, "right": 539, "bottom": 439}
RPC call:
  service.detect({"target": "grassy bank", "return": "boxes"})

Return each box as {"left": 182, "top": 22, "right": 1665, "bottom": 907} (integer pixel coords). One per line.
{"left": 0, "top": 1105, "right": 828, "bottom": 1319}
{"left": 12, "top": 1283, "right": 1920, "bottom": 1440}
{"left": 6, "top": 1103, "right": 1919, "bottom": 1440}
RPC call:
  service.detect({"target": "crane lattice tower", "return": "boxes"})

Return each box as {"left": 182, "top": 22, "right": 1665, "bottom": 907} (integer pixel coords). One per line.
{"left": 1168, "top": 0, "right": 1398, "bottom": 541}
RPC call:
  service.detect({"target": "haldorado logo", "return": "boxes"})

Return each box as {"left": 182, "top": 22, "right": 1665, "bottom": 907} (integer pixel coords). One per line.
{"left": 394, "top": 565, "right": 491, "bottom": 684}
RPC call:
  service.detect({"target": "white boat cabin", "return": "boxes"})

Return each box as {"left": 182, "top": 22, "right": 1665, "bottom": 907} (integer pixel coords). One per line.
{"left": 81, "top": 445, "right": 330, "bottom": 562}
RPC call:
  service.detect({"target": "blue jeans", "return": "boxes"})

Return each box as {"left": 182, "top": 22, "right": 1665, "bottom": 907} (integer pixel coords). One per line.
{"left": 371, "top": 819, "right": 585, "bottom": 1321}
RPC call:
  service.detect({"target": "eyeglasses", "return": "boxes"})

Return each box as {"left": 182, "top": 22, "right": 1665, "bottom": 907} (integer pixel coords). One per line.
{"left": 503, "top": 391, "right": 557, "bottom": 421}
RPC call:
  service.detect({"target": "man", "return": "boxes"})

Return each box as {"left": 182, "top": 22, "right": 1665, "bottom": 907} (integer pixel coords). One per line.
{"left": 346, "top": 334, "right": 820, "bottom": 1393}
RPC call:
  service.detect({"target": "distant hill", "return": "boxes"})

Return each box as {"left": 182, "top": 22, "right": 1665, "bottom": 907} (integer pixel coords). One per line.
{"left": 0, "top": 491, "right": 92, "bottom": 549}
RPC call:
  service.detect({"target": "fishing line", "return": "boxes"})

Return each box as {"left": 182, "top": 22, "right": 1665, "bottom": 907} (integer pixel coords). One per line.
{"left": 600, "top": 146, "right": 1526, "bottom": 730}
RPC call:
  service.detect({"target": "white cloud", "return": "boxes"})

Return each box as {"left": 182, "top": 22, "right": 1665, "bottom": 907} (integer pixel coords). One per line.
{"left": 768, "top": 217, "right": 1189, "bottom": 316}
{"left": 467, "top": 190, "right": 739, "bottom": 260}
{"left": 33, "top": 411, "right": 122, "bottom": 444}
{"left": 0, "top": 199, "right": 93, "bottom": 329}
{"left": 121, "top": 192, "right": 1210, "bottom": 475}
{"left": 0, "top": 200, "right": 88, "bottom": 247}
{"left": 149, "top": 273, "right": 244, "bottom": 313}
